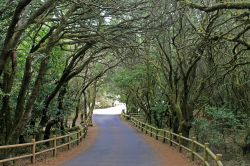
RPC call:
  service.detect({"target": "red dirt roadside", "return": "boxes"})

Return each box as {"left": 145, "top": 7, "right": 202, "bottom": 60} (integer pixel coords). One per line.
{"left": 140, "top": 131, "right": 196, "bottom": 166}
{"left": 29, "top": 124, "right": 99, "bottom": 166}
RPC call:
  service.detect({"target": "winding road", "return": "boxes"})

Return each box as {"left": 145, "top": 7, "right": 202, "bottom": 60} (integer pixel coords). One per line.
{"left": 62, "top": 114, "right": 160, "bottom": 166}
{"left": 61, "top": 105, "right": 192, "bottom": 166}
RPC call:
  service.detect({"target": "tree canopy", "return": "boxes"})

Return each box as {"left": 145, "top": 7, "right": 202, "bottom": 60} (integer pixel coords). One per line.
{"left": 0, "top": 0, "right": 249, "bottom": 164}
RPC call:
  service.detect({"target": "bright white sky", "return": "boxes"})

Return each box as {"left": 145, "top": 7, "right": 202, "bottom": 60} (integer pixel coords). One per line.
{"left": 93, "top": 103, "right": 126, "bottom": 115}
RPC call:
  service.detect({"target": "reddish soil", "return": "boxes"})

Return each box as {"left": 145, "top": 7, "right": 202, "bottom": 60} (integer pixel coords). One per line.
{"left": 29, "top": 123, "right": 99, "bottom": 166}
{"left": 139, "top": 131, "right": 196, "bottom": 166}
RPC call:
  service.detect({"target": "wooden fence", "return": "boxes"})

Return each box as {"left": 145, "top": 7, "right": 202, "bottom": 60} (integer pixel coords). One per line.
{"left": 122, "top": 113, "right": 223, "bottom": 166}
{"left": 0, "top": 124, "right": 88, "bottom": 165}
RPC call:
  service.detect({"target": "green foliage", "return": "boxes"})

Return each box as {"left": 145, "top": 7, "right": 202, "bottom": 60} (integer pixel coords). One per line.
{"left": 193, "top": 107, "right": 243, "bottom": 148}
{"left": 23, "top": 124, "right": 39, "bottom": 136}
{"left": 205, "top": 107, "right": 241, "bottom": 130}
{"left": 193, "top": 118, "right": 225, "bottom": 147}
{"left": 112, "top": 64, "right": 147, "bottom": 89}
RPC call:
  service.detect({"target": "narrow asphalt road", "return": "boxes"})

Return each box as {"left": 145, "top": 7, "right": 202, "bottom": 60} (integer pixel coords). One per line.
{"left": 62, "top": 115, "right": 160, "bottom": 166}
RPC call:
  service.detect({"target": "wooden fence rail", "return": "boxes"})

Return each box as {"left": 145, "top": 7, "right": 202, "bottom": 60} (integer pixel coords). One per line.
{"left": 0, "top": 122, "right": 89, "bottom": 165}
{"left": 122, "top": 113, "right": 223, "bottom": 166}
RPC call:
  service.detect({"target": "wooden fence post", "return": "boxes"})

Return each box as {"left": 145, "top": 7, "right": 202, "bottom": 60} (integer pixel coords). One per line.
{"left": 155, "top": 128, "right": 158, "bottom": 140}
{"left": 31, "top": 139, "right": 36, "bottom": 164}
{"left": 191, "top": 137, "right": 196, "bottom": 161}
{"left": 80, "top": 129, "right": 82, "bottom": 142}
{"left": 77, "top": 130, "right": 79, "bottom": 145}
{"left": 216, "top": 154, "right": 222, "bottom": 165}
{"left": 178, "top": 133, "right": 182, "bottom": 152}
{"left": 81, "top": 128, "right": 83, "bottom": 140}
{"left": 163, "top": 130, "right": 166, "bottom": 143}
{"left": 53, "top": 135, "right": 57, "bottom": 157}
{"left": 83, "top": 127, "right": 87, "bottom": 138}
{"left": 67, "top": 133, "right": 70, "bottom": 150}
{"left": 150, "top": 127, "right": 152, "bottom": 137}
{"left": 170, "top": 130, "right": 173, "bottom": 146}
{"left": 204, "top": 143, "right": 209, "bottom": 166}
{"left": 83, "top": 128, "right": 85, "bottom": 138}
{"left": 145, "top": 125, "right": 148, "bottom": 134}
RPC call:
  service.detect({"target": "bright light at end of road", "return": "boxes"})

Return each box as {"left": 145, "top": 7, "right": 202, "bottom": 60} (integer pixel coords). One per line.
{"left": 93, "top": 103, "right": 126, "bottom": 115}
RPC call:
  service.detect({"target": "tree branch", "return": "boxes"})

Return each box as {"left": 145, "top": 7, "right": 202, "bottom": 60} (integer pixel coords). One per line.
{"left": 181, "top": 1, "right": 250, "bottom": 12}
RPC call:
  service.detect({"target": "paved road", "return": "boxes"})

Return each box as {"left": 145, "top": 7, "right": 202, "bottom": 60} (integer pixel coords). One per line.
{"left": 62, "top": 115, "right": 160, "bottom": 166}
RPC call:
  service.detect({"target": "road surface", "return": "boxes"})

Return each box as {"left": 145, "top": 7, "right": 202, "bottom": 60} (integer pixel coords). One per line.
{"left": 62, "top": 114, "right": 159, "bottom": 166}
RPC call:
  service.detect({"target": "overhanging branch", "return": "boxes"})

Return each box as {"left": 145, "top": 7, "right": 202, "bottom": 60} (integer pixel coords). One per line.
{"left": 180, "top": 1, "right": 250, "bottom": 12}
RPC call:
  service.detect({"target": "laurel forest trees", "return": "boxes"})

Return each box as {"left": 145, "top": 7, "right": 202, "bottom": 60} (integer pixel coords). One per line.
{"left": 0, "top": 0, "right": 149, "bottom": 150}
{"left": 0, "top": 0, "right": 249, "bottom": 164}
{"left": 106, "top": 0, "right": 250, "bottom": 164}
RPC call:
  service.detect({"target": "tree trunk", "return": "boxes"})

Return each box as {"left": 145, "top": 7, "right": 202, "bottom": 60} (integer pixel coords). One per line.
{"left": 72, "top": 98, "right": 81, "bottom": 127}
{"left": 8, "top": 56, "right": 49, "bottom": 145}
{"left": 153, "top": 110, "right": 160, "bottom": 127}
{"left": 180, "top": 121, "right": 192, "bottom": 138}
{"left": 40, "top": 83, "right": 63, "bottom": 127}
{"left": 0, "top": 51, "right": 16, "bottom": 146}
{"left": 82, "top": 91, "right": 88, "bottom": 122}
{"left": 87, "top": 81, "right": 97, "bottom": 126}
{"left": 0, "top": 0, "right": 32, "bottom": 76}
{"left": 44, "top": 120, "right": 57, "bottom": 140}
{"left": 40, "top": 43, "right": 94, "bottom": 127}
{"left": 172, "top": 115, "right": 179, "bottom": 135}
{"left": 43, "top": 84, "right": 67, "bottom": 140}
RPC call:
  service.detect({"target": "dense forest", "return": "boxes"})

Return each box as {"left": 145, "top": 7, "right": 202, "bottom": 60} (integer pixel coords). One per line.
{"left": 0, "top": 0, "right": 249, "bottom": 165}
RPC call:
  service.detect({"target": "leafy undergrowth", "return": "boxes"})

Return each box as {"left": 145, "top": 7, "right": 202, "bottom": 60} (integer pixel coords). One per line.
{"left": 192, "top": 107, "right": 250, "bottom": 166}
